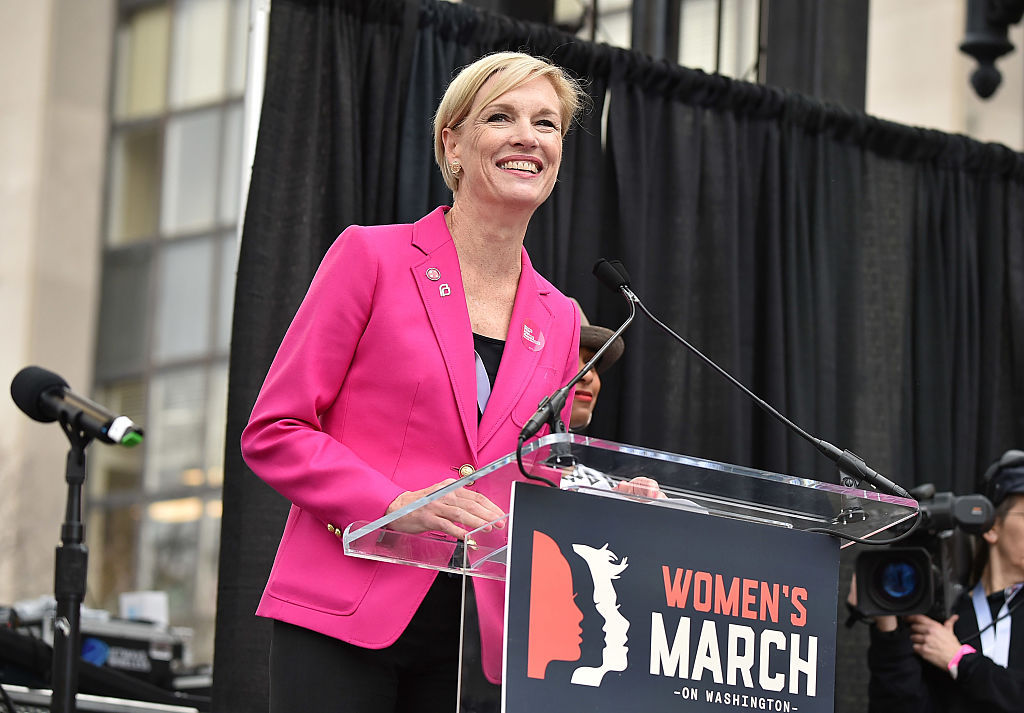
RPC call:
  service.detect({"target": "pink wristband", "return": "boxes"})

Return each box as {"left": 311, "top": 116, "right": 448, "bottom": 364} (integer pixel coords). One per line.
{"left": 947, "top": 643, "right": 976, "bottom": 680}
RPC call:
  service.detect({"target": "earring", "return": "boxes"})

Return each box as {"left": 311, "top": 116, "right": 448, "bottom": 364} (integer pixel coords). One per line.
{"left": 450, "top": 160, "right": 461, "bottom": 175}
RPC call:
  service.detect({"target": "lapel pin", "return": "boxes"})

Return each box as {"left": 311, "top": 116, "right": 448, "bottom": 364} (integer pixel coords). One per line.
{"left": 521, "top": 318, "right": 545, "bottom": 352}
{"left": 426, "top": 267, "right": 441, "bottom": 281}
{"left": 439, "top": 284, "right": 451, "bottom": 297}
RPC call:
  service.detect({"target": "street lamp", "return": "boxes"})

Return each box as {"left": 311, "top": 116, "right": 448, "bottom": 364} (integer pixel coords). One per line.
{"left": 959, "top": 0, "right": 1024, "bottom": 98}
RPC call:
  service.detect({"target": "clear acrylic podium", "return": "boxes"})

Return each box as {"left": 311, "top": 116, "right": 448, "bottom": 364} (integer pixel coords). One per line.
{"left": 342, "top": 433, "right": 918, "bottom": 711}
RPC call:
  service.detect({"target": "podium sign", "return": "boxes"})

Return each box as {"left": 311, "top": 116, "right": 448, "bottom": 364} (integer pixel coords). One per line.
{"left": 502, "top": 483, "right": 839, "bottom": 712}
{"left": 342, "top": 433, "right": 916, "bottom": 712}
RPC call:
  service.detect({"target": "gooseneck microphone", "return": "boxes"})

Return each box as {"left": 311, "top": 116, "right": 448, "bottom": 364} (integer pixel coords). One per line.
{"left": 516, "top": 284, "right": 639, "bottom": 485}
{"left": 518, "top": 290, "right": 637, "bottom": 443}
{"left": 594, "top": 259, "right": 911, "bottom": 500}
{"left": 11, "top": 366, "right": 144, "bottom": 447}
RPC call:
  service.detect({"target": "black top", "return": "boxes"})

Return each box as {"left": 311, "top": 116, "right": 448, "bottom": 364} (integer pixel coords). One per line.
{"left": 473, "top": 333, "right": 505, "bottom": 419}
{"left": 867, "top": 588, "right": 1024, "bottom": 713}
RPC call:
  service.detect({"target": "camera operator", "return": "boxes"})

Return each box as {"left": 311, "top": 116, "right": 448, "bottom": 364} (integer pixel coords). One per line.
{"left": 850, "top": 450, "right": 1024, "bottom": 713}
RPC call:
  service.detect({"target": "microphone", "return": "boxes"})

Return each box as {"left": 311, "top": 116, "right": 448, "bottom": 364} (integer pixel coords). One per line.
{"left": 10, "top": 366, "right": 144, "bottom": 447}
{"left": 596, "top": 260, "right": 911, "bottom": 500}
{"left": 518, "top": 285, "right": 638, "bottom": 443}
{"left": 593, "top": 258, "right": 629, "bottom": 291}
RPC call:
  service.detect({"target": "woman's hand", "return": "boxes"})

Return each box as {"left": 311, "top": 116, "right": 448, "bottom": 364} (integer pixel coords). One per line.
{"left": 386, "top": 478, "right": 506, "bottom": 541}
{"left": 906, "top": 613, "right": 963, "bottom": 669}
{"left": 613, "top": 476, "right": 667, "bottom": 499}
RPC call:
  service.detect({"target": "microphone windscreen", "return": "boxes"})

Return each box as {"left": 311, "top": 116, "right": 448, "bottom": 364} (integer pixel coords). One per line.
{"left": 608, "top": 259, "right": 631, "bottom": 286}
{"left": 593, "top": 258, "right": 628, "bottom": 291}
{"left": 10, "top": 366, "right": 67, "bottom": 423}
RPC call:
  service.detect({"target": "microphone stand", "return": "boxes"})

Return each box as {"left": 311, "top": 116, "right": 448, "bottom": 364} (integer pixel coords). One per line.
{"left": 628, "top": 293, "right": 910, "bottom": 498}
{"left": 516, "top": 296, "right": 638, "bottom": 485}
{"left": 51, "top": 413, "right": 93, "bottom": 713}
{"left": 597, "top": 260, "right": 911, "bottom": 501}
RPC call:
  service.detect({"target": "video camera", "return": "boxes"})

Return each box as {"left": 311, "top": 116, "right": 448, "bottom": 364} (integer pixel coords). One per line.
{"left": 854, "top": 484, "right": 993, "bottom": 619}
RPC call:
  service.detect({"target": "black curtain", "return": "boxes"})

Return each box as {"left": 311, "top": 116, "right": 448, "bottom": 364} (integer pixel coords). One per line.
{"left": 214, "top": 1, "right": 1024, "bottom": 711}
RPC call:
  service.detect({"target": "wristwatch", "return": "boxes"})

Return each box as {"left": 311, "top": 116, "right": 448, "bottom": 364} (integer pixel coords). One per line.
{"left": 947, "top": 643, "right": 976, "bottom": 680}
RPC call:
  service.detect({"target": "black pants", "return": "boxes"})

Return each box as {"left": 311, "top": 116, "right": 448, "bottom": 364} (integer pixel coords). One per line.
{"left": 269, "top": 575, "right": 462, "bottom": 713}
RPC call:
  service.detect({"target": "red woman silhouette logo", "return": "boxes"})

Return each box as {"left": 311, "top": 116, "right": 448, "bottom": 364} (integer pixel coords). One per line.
{"left": 526, "top": 530, "right": 630, "bottom": 685}
{"left": 527, "top": 531, "right": 583, "bottom": 679}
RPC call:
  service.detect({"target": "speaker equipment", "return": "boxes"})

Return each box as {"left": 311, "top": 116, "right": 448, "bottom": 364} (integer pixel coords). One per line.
{"left": 1, "top": 684, "right": 199, "bottom": 713}
{"left": 0, "top": 629, "right": 208, "bottom": 712}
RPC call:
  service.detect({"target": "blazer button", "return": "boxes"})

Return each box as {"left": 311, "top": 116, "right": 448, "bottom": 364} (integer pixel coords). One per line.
{"left": 458, "top": 464, "right": 475, "bottom": 478}
{"left": 327, "top": 523, "right": 336, "bottom": 534}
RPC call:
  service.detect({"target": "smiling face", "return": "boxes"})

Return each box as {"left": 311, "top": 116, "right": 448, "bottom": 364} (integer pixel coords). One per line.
{"left": 570, "top": 348, "right": 601, "bottom": 430}
{"left": 442, "top": 74, "right": 563, "bottom": 215}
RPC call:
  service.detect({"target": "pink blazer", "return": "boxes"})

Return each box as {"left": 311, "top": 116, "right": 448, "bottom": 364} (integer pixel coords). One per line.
{"left": 241, "top": 207, "right": 580, "bottom": 683}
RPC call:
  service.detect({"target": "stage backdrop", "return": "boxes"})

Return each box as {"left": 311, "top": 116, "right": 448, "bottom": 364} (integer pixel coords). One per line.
{"left": 213, "top": 1, "right": 1024, "bottom": 712}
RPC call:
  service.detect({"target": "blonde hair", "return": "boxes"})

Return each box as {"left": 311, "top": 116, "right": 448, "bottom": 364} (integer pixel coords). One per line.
{"left": 433, "top": 52, "right": 586, "bottom": 193}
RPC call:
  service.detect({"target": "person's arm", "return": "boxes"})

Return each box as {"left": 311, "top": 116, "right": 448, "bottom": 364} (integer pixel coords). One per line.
{"left": 846, "top": 576, "right": 934, "bottom": 712}
{"left": 906, "top": 611, "right": 1024, "bottom": 713}
{"left": 952, "top": 648, "right": 1024, "bottom": 712}
{"left": 867, "top": 622, "right": 934, "bottom": 713}
{"left": 906, "top": 612, "right": 962, "bottom": 668}
{"left": 241, "top": 227, "right": 404, "bottom": 527}
{"left": 242, "top": 227, "right": 502, "bottom": 538}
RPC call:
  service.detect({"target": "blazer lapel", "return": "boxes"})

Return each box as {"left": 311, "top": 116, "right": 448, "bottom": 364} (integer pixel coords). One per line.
{"left": 477, "top": 250, "right": 553, "bottom": 450}
{"left": 411, "top": 210, "right": 478, "bottom": 452}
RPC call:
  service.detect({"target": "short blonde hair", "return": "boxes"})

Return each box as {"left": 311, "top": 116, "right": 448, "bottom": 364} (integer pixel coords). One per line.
{"left": 433, "top": 52, "right": 586, "bottom": 193}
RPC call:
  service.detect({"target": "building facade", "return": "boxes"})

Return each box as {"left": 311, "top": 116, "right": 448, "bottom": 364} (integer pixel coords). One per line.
{"left": 1, "top": 0, "right": 1021, "bottom": 672}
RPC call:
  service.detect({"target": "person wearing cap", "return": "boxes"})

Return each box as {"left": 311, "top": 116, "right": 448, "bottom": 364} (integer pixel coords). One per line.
{"left": 557, "top": 299, "right": 674, "bottom": 502}
{"left": 860, "top": 450, "right": 1024, "bottom": 713}
{"left": 568, "top": 298, "right": 624, "bottom": 431}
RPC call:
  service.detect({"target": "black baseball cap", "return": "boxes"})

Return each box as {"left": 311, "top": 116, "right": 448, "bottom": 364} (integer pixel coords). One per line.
{"left": 984, "top": 449, "right": 1024, "bottom": 507}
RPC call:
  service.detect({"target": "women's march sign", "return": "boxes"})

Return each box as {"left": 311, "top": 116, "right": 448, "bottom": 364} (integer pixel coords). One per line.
{"left": 503, "top": 484, "right": 839, "bottom": 712}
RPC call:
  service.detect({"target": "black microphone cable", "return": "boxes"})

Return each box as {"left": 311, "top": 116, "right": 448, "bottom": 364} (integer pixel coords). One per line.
{"left": 594, "top": 259, "right": 915, "bottom": 519}
{"left": 958, "top": 586, "right": 1024, "bottom": 645}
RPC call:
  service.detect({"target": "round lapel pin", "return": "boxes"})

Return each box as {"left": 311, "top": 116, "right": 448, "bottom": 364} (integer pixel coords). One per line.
{"left": 521, "top": 318, "right": 545, "bottom": 352}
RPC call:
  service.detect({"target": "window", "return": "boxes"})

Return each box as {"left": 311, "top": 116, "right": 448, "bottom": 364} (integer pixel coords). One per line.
{"left": 582, "top": 0, "right": 762, "bottom": 80}
{"left": 679, "top": 0, "right": 760, "bottom": 79}
{"left": 90, "top": 0, "right": 248, "bottom": 666}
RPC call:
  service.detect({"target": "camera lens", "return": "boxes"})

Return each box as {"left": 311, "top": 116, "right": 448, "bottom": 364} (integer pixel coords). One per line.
{"left": 872, "top": 557, "right": 927, "bottom": 609}
{"left": 856, "top": 547, "right": 937, "bottom": 616}
{"left": 877, "top": 561, "right": 919, "bottom": 601}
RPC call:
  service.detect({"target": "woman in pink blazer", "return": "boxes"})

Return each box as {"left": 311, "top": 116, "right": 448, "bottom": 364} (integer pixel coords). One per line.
{"left": 241, "top": 52, "right": 585, "bottom": 713}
